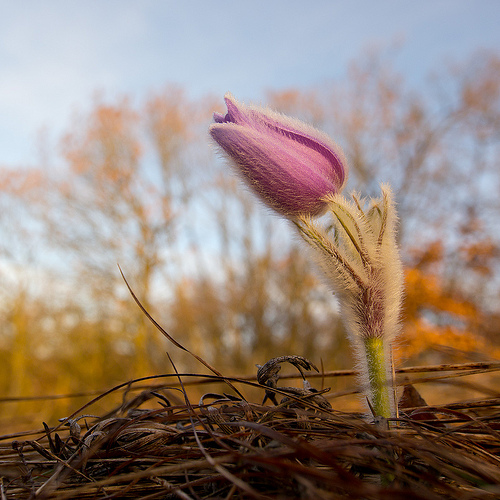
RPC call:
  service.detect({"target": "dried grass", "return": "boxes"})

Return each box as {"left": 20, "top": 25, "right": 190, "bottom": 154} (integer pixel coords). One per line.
{"left": 2, "top": 282, "right": 500, "bottom": 498}
{"left": 2, "top": 358, "right": 500, "bottom": 499}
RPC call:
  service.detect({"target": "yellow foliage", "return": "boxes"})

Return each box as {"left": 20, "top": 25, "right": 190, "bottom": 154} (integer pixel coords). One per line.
{"left": 398, "top": 252, "right": 499, "bottom": 363}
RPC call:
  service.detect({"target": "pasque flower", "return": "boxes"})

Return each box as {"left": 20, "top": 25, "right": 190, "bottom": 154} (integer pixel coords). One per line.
{"left": 210, "top": 94, "right": 404, "bottom": 420}
{"left": 209, "top": 93, "right": 347, "bottom": 217}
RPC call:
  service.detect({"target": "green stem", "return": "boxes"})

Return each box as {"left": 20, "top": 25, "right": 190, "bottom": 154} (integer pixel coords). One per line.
{"left": 364, "top": 337, "right": 392, "bottom": 419}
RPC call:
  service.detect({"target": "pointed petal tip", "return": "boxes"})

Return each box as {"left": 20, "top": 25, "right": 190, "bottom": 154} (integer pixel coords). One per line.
{"left": 223, "top": 91, "right": 236, "bottom": 102}
{"left": 223, "top": 93, "right": 238, "bottom": 112}
{"left": 208, "top": 122, "right": 222, "bottom": 137}
{"left": 213, "top": 112, "right": 226, "bottom": 123}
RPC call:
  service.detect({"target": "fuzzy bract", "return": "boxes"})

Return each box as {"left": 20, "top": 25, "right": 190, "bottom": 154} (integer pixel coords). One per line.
{"left": 295, "top": 185, "right": 404, "bottom": 417}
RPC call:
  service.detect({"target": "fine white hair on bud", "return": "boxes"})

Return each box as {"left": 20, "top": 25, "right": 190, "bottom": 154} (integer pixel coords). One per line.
{"left": 295, "top": 185, "right": 404, "bottom": 418}
{"left": 210, "top": 93, "right": 348, "bottom": 217}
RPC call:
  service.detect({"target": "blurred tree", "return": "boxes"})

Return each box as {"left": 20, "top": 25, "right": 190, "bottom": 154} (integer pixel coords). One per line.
{"left": 400, "top": 241, "right": 486, "bottom": 364}
{"left": 0, "top": 87, "right": 203, "bottom": 385}
{"left": 54, "top": 88, "right": 203, "bottom": 377}
{"left": 0, "top": 51, "right": 499, "bottom": 430}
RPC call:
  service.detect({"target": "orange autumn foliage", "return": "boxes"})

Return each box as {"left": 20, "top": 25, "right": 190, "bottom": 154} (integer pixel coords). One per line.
{"left": 397, "top": 241, "right": 500, "bottom": 364}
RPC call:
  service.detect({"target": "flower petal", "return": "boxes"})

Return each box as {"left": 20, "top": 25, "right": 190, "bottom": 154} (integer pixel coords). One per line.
{"left": 222, "top": 94, "right": 347, "bottom": 190}
{"left": 210, "top": 123, "right": 337, "bottom": 216}
{"left": 210, "top": 93, "right": 349, "bottom": 217}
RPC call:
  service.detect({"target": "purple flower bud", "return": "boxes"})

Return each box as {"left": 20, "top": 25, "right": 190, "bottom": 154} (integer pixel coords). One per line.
{"left": 209, "top": 93, "right": 348, "bottom": 217}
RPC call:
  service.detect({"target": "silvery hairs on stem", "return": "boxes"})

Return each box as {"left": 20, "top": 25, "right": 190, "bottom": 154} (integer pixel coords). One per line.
{"left": 210, "top": 94, "right": 404, "bottom": 419}
{"left": 295, "top": 186, "right": 404, "bottom": 418}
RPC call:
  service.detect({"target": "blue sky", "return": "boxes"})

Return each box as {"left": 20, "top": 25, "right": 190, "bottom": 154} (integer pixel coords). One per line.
{"left": 0, "top": 0, "right": 499, "bottom": 166}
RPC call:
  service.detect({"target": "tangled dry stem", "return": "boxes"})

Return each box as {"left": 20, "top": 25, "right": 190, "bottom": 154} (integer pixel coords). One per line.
{"left": 2, "top": 358, "right": 500, "bottom": 499}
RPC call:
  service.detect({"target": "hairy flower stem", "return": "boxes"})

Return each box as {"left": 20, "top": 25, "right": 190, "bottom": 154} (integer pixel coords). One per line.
{"left": 296, "top": 188, "right": 403, "bottom": 419}
{"left": 364, "top": 337, "right": 392, "bottom": 418}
